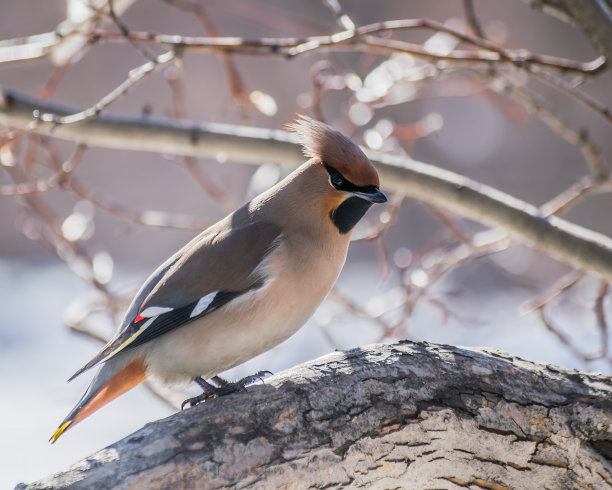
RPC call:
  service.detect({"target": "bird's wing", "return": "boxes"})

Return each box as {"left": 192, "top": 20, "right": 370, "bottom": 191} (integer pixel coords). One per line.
{"left": 69, "top": 219, "right": 283, "bottom": 380}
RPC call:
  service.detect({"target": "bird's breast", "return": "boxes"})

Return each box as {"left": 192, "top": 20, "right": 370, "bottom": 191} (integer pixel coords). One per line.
{"left": 144, "top": 234, "right": 349, "bottom": 385}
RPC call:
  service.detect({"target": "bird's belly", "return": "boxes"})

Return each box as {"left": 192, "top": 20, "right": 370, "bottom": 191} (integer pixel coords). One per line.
{"left": 143, "top": 276, "right": 330, "bottom": 385}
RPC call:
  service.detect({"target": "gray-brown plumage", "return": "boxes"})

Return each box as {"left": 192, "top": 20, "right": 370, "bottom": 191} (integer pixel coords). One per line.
{"left": 51, "top": 116, "right": 386, "bottom": 442}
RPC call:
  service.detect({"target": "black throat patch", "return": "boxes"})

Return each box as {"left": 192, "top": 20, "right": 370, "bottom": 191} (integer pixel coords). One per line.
{"left": 330, "top": 196, "right": 373, "bottom": 234}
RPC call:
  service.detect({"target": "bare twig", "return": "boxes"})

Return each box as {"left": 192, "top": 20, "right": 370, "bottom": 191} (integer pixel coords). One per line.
{"left": 162, "top": 0, "right": 253, "bottom": 116}
{"left": 462, "top": 0, "right": 486, "bottom": 38}
{"left": 105, "top": 0, "right": 156, "bottom": 61}
{"left": 47, "top": 21, "right": 605, "bottom": 75}
{"left": 499, "top": 81, "right": 609, "bottom": 179}
{"left": 539, "top": 176, "right": 612, "bottom": 217}
{"left": 165, "top": 63, "right": 236, "bottom": 212}
{"left": 329, "top": 287, "right": 399, "bottom": 336}
{"left": 594, "top": 280, "right": 610, "bottom": 357}
{"left": 68, "top": 177, "right": 208, "bottom": 230}
{"left": 35, "top": 50, "right": 176, "bottom": 126}
{"left": 528, "top": 67, "right": 612, "bottom": 126}
{"left": 538, "top": 307, "right": 594, "bottom": 360}
{"left": 539, "top": 303, "right": 609, "bottom": 364}
{"left": 322, "top": 0, "right": 356, "bottom": 31}
{"left": 521, "top": 269, "right": 584, "bottom": 313}
{"left": 6, "top": 146, "right": 108, "bottom": 294}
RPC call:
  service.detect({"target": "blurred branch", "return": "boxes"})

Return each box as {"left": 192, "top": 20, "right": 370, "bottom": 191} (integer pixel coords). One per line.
{"left": 557, "top": 0, "right": 612, "bottom": 61}
{"left": 521, "top": 269, "right": 584, "bottom": 313}
{"left": 322, "top": 0, "right": 356, "bottom": 31}
{"left": 538, "top": 307, "right": 600, "bottom": 361}
{"left": 68, "top": 176, "right": 208, "bottom": 230}
{"left": 2, "top": 90, "right": 612, "bottom": 282}
{"left": 42, "top": 21, "right": 605, "bottom": 75}
{"left": 528, "top": 66, "right": 612, "bottom": 126}
{"left": 595, "top": 280, "right": 610, "bottom": 358}
{"left": 462, "top": 0, "right": 486, "bottom": 38}
{"left": 520, "top": 0, "right": 612, "bottom": 64}
{"left": 0, "top": 0, "right": 138, "bottom": 65}
{"left": 519, "top": 0, "right": 574, "bottom": 24}
{"left": 539, "top": 175, "right": 612, "bottom": 217}
{"left": 30, "top": 21, "right": 606, "bottom": 126}
{"left": 499, "top": 81, "right": 609, "bottom": 179}
{"left": 104, "top": 0, "right": 156, "bottom": 61}
{"left": 33, "top": 50, "right": 176, "bottom": 125}
{"left": 4, "top": 144, "right": 109, "bottom": 295}
{"left": 165, "top": 62, "right": 237, "bottom": 212}
{"left": 536, "top": 278, "right": 611, "bottom": 366}
{"left": 162, "top": 0, "right": 254, "bottom": 116}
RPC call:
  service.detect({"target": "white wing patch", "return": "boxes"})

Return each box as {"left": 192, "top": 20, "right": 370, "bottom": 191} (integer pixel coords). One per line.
{"left": 190, "top": 292, "right": 217, "bottom": 318}
{"left": 140, "top": 305, "right": 174, "bottom": 317}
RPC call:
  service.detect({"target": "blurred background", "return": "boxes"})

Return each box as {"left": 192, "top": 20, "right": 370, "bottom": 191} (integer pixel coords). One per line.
{"left": 1, "top": 0, "right": 611, "bottom": 486}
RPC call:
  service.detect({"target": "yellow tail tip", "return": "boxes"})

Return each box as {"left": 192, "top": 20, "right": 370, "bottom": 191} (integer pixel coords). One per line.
{"left": 49, "top": 420, "right": 72, "bottom": 444}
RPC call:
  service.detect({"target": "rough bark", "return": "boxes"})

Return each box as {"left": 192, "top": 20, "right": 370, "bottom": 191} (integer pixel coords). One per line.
{"left": 18, "top": 341, "right": 612, "bottom": 490}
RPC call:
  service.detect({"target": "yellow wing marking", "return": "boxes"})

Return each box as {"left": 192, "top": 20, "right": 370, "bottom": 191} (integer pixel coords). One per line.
{"left": 100, "top": 317, "right": 155, "bottom": 363}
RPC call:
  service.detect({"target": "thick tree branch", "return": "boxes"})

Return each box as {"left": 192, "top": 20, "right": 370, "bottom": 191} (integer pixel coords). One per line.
{"left": 521, "top": 0, "right": 612, "bottom": 62}
{"left": 557, "top": 0, "right": 612, "bottom": 61}
{"left": 2, "top": 89, "right": 612, "bottom": 282}
{"left": 18, "top": 341, "right": 612, "bottom": 489}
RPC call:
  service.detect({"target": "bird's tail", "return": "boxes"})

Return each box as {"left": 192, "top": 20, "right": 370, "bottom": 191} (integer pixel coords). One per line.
{"left": 50, "top": 355, "right": 147, "bottom": 443}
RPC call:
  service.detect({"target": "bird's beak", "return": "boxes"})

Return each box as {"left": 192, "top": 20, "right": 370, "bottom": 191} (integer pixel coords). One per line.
{"left": 352, "top": 187, "right": 387, "bottom": 204}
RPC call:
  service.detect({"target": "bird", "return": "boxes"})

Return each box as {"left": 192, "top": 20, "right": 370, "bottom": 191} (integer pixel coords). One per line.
{"left": 50, "top": 115, "right": 387, "bottom": 443}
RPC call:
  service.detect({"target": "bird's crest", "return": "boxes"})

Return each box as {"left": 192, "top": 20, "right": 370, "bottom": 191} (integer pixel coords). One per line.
{"left": 287, "top": 115, "right": 380, "bottom": 187}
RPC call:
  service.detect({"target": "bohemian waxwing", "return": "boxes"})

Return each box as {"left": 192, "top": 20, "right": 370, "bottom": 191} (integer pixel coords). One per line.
{"left": 51, "top": 115, "right": 387, "bottom": 442}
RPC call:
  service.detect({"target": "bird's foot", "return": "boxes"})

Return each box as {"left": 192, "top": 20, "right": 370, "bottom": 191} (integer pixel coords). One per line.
{"left": 180, "top": 388, "right": 215, "bottom": 410}
{"left": 181, "top": 370, "right": 272, "bottom": 410}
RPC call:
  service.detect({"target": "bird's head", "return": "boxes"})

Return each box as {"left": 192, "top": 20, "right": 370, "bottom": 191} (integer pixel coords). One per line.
{"left": 288, "top": 115, "right": 387, "bottom": 234}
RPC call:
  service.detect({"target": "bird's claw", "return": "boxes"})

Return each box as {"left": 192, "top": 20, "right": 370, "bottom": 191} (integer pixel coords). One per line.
{"left": 181, "top": 392, "right": 214, "bottom": 410}
{"left": 181, "top": 370, "right": 273, "bottom": 410}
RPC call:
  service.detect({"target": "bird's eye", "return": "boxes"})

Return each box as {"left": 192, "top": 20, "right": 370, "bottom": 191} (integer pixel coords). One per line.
{"left": 326, "top": 166, "right": 345, "bottom": 188}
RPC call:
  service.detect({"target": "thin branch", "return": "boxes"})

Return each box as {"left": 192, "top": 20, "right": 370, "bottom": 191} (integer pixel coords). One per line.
{"left": 105, "top": 0, "right": 156, "bottom": 61}
{"left": 538, "top": 307, "right": 596, "bottom": 361}
{"left": 528, "top": 66, "right": 612, "bottom": 126}
{"left": 539, "top": 175, "right": 612, "bottom": 217}
{"left": 594, "top": 280, "right": 610, "bottom": 357}
{"left": 162, "top": 0, "right": 254, "bottom": 116}
{"left": 165, "top": 62, "right": 236, "bottom": 212}
{"left": 40, "top": 22, "right": 610, "bottom": 126}
{"left": 322, "top": 0, "right": 356, "bottom": 31}
{"left": 35, "top": 50, "right": 176, "bottom": 126}
{"left": 328, "top": 287, "right": 398, "bottom": 335}
{"left": 499, "top": 81, "right": 608, "bottom": 179}
{"left": 462, "top": 0, "right": 486, "bottom": 38}
{"left": 521, "top": 269, "right": 584, "bottom": 313}
{"left": 68, "top": 177, "right": 208, "bottom": 230}
{"left": 46, "top": 21, "right": 605, "bottom": 75}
